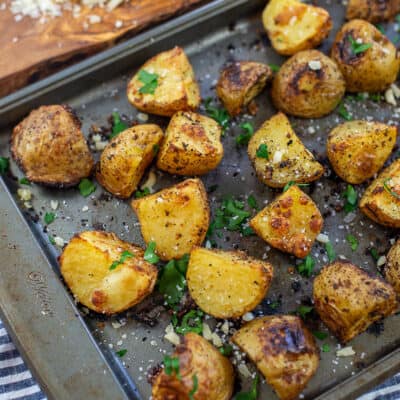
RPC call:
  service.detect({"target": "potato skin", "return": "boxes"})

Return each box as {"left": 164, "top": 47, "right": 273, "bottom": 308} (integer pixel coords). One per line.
{"left": 96, "top": 124, "right": 163, "bottom": 198}
{"left": 313, "top": 262, "right": 397, "bottom": 343}
{"left": 327, "top": 121, "right": 397, "bottom": 184}
{"left": 152, "top": 333, "right": 234, "bottom": 400}
{"left": 156, "top": 111, "right": 223, "bottom": 176}
{"left": 187, "top": 247, "right": 273, "bottom": 319}
{"left": 385, "top": 240, "right": 400, "bottom": 297}
{"left": 262, "top": 0, "right": 332, "bottom": 56}
{"left": 11, "top": 105, "right": 94, "bottom": 187}
{"left": 216, "top": 61, "right": 272, "bottom": 116}
{"left": 131, "top": 178, "right": 209, "bottom": 261}
{"left": 232, "top": 315, "right": 319, "bottom": 400}
{"left": 59, "top": 231, "right": 158, "bottom": 314}
{"left": 331, "top": 19, "right": 400, "bottom": 92}
{"left": 346, "top": 0, "right": 400, "bottom": 23}
{"left": 272, "top": 50, "right": 345, "bottom": 118}
{"left": 127, "top": 46, "right": 200, "bottom": 117}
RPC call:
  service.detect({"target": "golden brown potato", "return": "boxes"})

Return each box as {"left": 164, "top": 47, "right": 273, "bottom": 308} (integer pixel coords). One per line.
{"left": 250, "top": 185, "right": 323, "bottom": 258}
{"left": 131, "top": 178, "right": 209, "bottom": 261}
{"left": 96, "top": 124, "right": 163, "bottom": 198}
{"left": 262, "top": 0, "right": 332, "bottom": 56}
{"left": 152, "top": 332, "right": 234, "bottom": 400}
{"left": 186, "top": 247, "right": 273, "bottom": 319}
{"left": 385, "top": 240, "right": 400, "bottom": 297}
{"left": 360, "top": 159, "right": 400, "bottom": 227}
{"left": 127, "top": 46, "right": 200, "bottom": 117}
{"left": 11, "top": 105, "right": 94, "bottom": 187}
{"left": 59, "top": 231, "right": 158, "bottom": 314}
{"left": 346, "top": 0, "right": 400, "bottom": 23}
{"left": 248, "top": 112, "right": 324, "bottom": 188}
{"left": 314, "top": 262, "right": 397, "bottom": 342}
{"left": 156, "top": 111, "right": 223, "bottom": 176}
{"left": 232, "top": 315, "right": 319, "bottom": 400}
{"left": 331, "top": 19, "right": 400, "bottom": 93}
{"left": 327, "top": 121, "right": 397, "bottom": 184}
{"left": 216, "top": 61, "right": 272, "bottom": 116}
{"left": 271, "top": 50, "right": 346, "bottom": 118}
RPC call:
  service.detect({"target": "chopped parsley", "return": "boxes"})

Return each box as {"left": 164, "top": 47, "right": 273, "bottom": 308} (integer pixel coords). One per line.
{"left": 138, "top": 70, "right": 159, "bottom": 94}
{"left": 236, "top": 122, "right": 254, "bottom": 145}
{"left": 19, "top": 177, "right": 30, "bottom": 185}
{"left": 0, "top": 157, "right": 9, "bottom": 175}
{"left": 383, "top": 177, "right": 400, "bottom": 200}
{"left": 144, "top": 241, "right": 159, "bottom": 264}
{"left": 48, "top": 235, "right": 56, "bottom": 245}
{"left": 313, "top": 331, "right": 328, "bottom": 340}
{"left": 375, "top": 24, "right": 385, "bottom": 34}
{"left": 44, "top": 212, "right": 56, "bottom": 225}
{"left": 369, "top": 93, "right": 383, "bottom": 102}
{"left": 349, "top": 36, "right": 372, "bottom": 55}
{"left": 325, "top": 242, "right": 336, "bottom": 262}
{"left": 247, "top": 195, "right": 258, "bottom": 210}
{"left": 268, "top": 63, "right": 280, "bottom": 72}
{"left": 370, "top": 247, "right": 379, "bottom": 261}
{"left": 109, "top": 250, "right": 134, "bottom": 271}
{"left": 219, "top": 344, "right": 233, "bottom": 357}
{"left": 110, "top": 112, "right": 128, "bottom": 138}
{"left": 116, "top": 349, "right": 127, "bottom": 357}
{"left": 296, "top": 305, "right": 313, "bottom": 320}
{"left": 346, "top": 234, "right": 358, "bottom": 251}
{"left": 337, "top": 101, "right": 352, "bottom": 121}
{"left": 152, "top": 144, "right": 160, "bottom": 156}
{"left": 78, "top": 179, "right": 96, "bottom": 197}
{"left": 322, "top": 344, "right": 331, "bottom": 353}
{"left": 189, "top": 375, "right": 198, "bottom": 400}
{"left": 342, "top": 184, "right": 358, "bottom": 213}
{"left": 135, "top": 187, "right": 150, "bottom": 198}
{"left": 164, "top": 355, "right": 181, "bottom": 379}
{"left": 234, "top": 375, "right": 259, "bottom": 400}
{"left": 283, "top": 181, "right": 309, "bottom": 192}
{"left": 297, "top": 255, "right": 315, "bottom": 277}
{"left": 205, "top": 98, "right": 230, "bottom": 133}
{"left": 172, "top": 309, "right": 203, "bottom": 335}
{"left": 256, "top": 144, "right": 269, "bottom": 159}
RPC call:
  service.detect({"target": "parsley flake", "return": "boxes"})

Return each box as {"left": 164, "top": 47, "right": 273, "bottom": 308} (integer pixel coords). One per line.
{"left": 78, "top": 179, "right": 96, "bottom": 197}
{"left": 152, "top": 144, "right": 160, "bottom": 156}
{"left": 109, "top": 250, "right": 134, "bottom": 271}
{"left": 247, "top": 195, "right": 258, "bottom": 210}
{"left": 44, "top": 212, "right": 56, "bottom": 225}
{"left": 116, "top": 349, "right": 127, "bottom": 357}
{"left": 283, "top": 181, "right": 309, "bottom": 192}
{"left": 337, "top": 102, "right": 352, "bottom": 121}
{"left": 325, "top": 242, "right": 336, "bottom": 263}
{"left": 342, "top": 184, "right": 358, "bottom": 213}
{"left": 138, "top": 70, "right": 159, "bottom": 94}
{"left": 349, "top": 36, "right": 372, "bottom": 55}
{"left": 164, "top": 355, "right": 181, "bottom": 379}
{"left": 297, "top": 255, "right": 315, "bottom": 277}
{"left": 322, "top": 344, "right": 331, "bottom": 353}
{"left": 269, "top": 64, "right": 280, "bottom": 72}
{"left": 219, "top": 344, "right": 233, "bottom": 357}
{"left": 256, "top": 143, "right": 269, "bottom": 159}
{"left": 0, "top": 157, "right": 9, "bottom": 175}
{"left": 370, "top": 247, "right": 379, "bottom": 261}
{"left": 296, "top": 305, "right": 314, "bottom": 320}
{"left": 313, "top": 331, "right": 328, "bottom": 340}
{"left": 205, "top": 98, "right": 230, "bottom": 133}
{"left": 135, "top": 187, "right": 150, "bottom": 198}
{"left": 110, "top": 112, "right": 128, "bottom": 138}
{"left": 19, "top": 177, "right": 31, "bottom": 185}
{"left": 189, "top": 375, "right": 198, "bottom": 400}
{"left": 173, "top": 309, "right": 204, "bottom": 335}
{"left": 346, "top": 234, "right": 358, "bottom": 251}
{"left": 234, "top": 375, "right": 259, "bottom": 400}
{"left": 144, "top": 241, "right": 160, "bottom": 264}
{"left": 383, "top": 177, "right": 400, "bottom": 200}
{"left": 236, "top": 122, "right": 254, "bottom": 146}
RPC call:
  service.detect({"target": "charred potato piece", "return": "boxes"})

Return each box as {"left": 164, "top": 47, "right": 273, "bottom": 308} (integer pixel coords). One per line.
{"left": 96, "top": 124, "right": 163, "bottom": 198}
{"left": 11, "top": 105, "right": 94, "bottom": 187}
{"left": 272, "top": 50, "right": 345, "bottom": 118}
{"left": 127, "top": 46, "right": 200, "bottom": 117}
{"left": 152, "top": 332, "right": 234, "bottom": 400}
{"left": 313, "top": 262, "right": 397, "bottom": 342}
{"left": 187, "top": 247, "right": 273, "bottom": 319}
{"left": 60, "top": 231, "right": 158, "bottom": 314}
{"left": 331, "top": 19, "right": 400, "bottom": 92}
{"left": 327, "top": 121, "right": 397, "bottom": 184}
{"left": 216, "top": 61, "right": 272, "bottom": 116}
{"left": 232, "top": 315, "right": 319, "bottom": 400}
{"left": 248, "top": 112, "right": 324, "bottom": 188}
{"left": 346, "top": 0, "right": 400, "bottom": 23}
{"left": 156, "top": 111, "right": 223, "bottom": 175}
{"left": 385, "top": 240, "right": 400, "bottom": 297}
{"left": 250, "top": 185, "right": 323, "bottom": 258}
{"left": 262, "top": 0, "right": 332, "bottom": 56}
{"left": 131, "top": 178, "right": 209, "bottom": 260}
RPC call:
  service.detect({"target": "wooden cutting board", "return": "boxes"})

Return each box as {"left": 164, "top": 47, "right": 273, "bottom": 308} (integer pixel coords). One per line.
{"left": 0, "top": 0, "right": 206, "bottom": 98}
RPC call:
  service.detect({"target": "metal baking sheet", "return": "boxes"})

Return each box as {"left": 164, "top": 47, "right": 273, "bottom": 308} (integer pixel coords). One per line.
{"left": 0, "top": 0, "right": 399, "bottom": 399}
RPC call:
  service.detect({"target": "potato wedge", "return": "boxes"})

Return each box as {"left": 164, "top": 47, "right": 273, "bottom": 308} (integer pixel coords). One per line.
{"left": 232, "top": 315, "right": 319, "bottom": 400}
{"left": 156, "top": 111, "right": 223, "bottom": 175}
{"left": 186, "top": 247, "right": 273, "bottom": 319}
{"left": 248, "top": 112, "right": 324, "bottom": 188}
{"left": 385, "top": 240, "right": 400, "bottom": 297}
{"left": 59, "top": 231, "right": 158, "bottom": 314}
{"left": 131, "top": 178, "right": 209, "bottom": 260}
{"left": 262, "top": 0, "right": 332, "bottom": 56}
{"left": 127, "top": 46, "right": 200, "bottom": 117}
{"left": 152, "top": 332, "right": 234, "bottom": 400}
{"left": 327, "top": 121, "right": 397, "bottom": 184}
{"left": 346, "top": 0, "right": 400, "bottom": 23}
{"left": 250, "top": 185, "right": 323, "bottom": 258}
{"left": 313, "top": 262, "right": 397, "bottom": 342}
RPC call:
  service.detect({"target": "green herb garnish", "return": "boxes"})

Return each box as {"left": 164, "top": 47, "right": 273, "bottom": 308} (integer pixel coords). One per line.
{"left": 236, "top": 122, "right": 254, "bottom": 145}
{"left": 138, "top": 70, "right": 159, "bottom": 94}
{"left": 342, "top": 184, "right": 358, "bottom": 213}
{"left": 109, "top": 250, "right": 134, "bottom": 271}
{"left": 322, "top": 344, "right": 331, "bottom": 353}
{"left": 247, "top": 195, "right": 258, "bottom": 210}
{"left": 296, "top": 305, "right": 314, "bottom": 320}
{"left": 44, "top": 212, "right": 56, "bottom": 225}
{"left": 235, "top": 375, "right": 259, "bottom": 400}
{"left": 164, "top": 355, "right": 181, "bottom": 379}
{"left": 383, "top": 177, "right": 400, "bottom": 200}
{"left": 48, "top": 235, "right": 56, "bottom": 245}
{"left": 189, "top": 375, "right": 198, "bottom": 400}
{"left": 375, "top": 24, "right": 385, "bottom": 34}
{"left": 116, "top": 349, "right": 127, "bottom": 357}
{"left": 369, "top": 93, "right": 382, "bottom": 102}
{"left": 173, "top": 309, "right": 204, "bottom": 335}
{"left": 78, "top": 179, "right": 96, "bottom": 197}
{"left": 269, "top": 64, "right": 280, "bottom": 72}
{"left": 153, "top": 144, "right": 160, "bottom": 156}
{"left": 346, "top": 234, "right": 358, "bottom": 251}
{"left": 135, "top": 187, "right": 150, "bottom": 198}
{"left": 370, "top": 247, "right": 379, "bottom": 261}
{"left": 313, "top": 331, "right": 328, "bottom": 340}
{"left": 144, "top": 241, "right": 159, "bottom": 264}
{"left": 349, "top": 36, "right": 372, "bottom": 55}
{"left": 337, "top": 102, "right": 352, "bottom": 121}
{"left": 205, "top": 98, "right": 230, "bottom": 133}
{"left": 283, "top": 181, "right": 309, "bottom": 192}
{"left": 110, "top": 112, "right": 128, "bottom": 138}
{"left": 256, "top": 144, "right": 269, "bottom": 159}
{"left": 219, "top": 344, "right": 233, "bottom": 357}
{"left": 0, "top": 157, "right": 9, "bottom": 175}
{"left": 325, "top": 242, "right": 336, "bottom": 262}
{"left": 19, "top": 177, "right": 30, "bottom": 185}
{"left": 297, "top": 255, "right": 315, "bottom": 277}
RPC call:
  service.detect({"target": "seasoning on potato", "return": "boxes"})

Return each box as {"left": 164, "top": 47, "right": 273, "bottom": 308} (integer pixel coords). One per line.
{"left": 385, "top": 239, "right": 400, "bottom": 297}
{"left": 346, "top": 0, "right": 400, "bottom": 23}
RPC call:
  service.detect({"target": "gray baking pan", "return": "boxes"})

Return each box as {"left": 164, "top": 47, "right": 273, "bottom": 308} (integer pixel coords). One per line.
{"left": 0, "top": 0, "right": 400, "bottom": 399}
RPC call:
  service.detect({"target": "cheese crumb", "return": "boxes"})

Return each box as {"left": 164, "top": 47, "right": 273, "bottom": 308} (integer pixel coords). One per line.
{"left": 336, "top": 346, "right": 356, "bottom": 357}
{"left": 242, "top": 312, "right": 255, "bottom": 322}
{"left": 316, "top": 233, "right": 330, "bottom": 244}
{"left": 17, "top": 188, "right": 32, "bottom": 201}
{"left": 308, "top": 60, "right": 322, "bottom": 70}
{"left": 164, "top": 324, "right": 180, "bottom": 346}
{"left": 202, "top": 323, "right": 213, "bottom": 341}
{"left": 54, "top": 236, "right": 65, "bottom": 247}
{"left": 50, "top": 200, "right": 59, "bottom": 210}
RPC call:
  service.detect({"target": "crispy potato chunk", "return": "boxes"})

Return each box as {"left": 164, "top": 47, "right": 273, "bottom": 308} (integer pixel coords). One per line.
{"left": 232, "top": 315, "right": 319, "bottom": 400}
{"left": 156, "top": 111, "right": 223, "bottom": 175}
{"left": 216, "top": 61, "right": 272, "bottom": 116}
{"left": 131, "top": 178, "right": 209, "bottom": 260}
{"left": 186, "top": 247, "right": 273, "bottom": 319}
{"left": 96, "top": 124, "right": 163, "bottom": 198}
{"left": 127, "top": 46, "right": 200, "bottom": 117}
{"left": 331, "top": 19, "right": 400, "bottom": 92}
{"left": 327, "top": 121, "right": 397, "bottom": 184}
{"left": 346, "top": 0, "right": 400, "bottom": 23}
{"left": 11, "top": 105, "right": 94, "bottom": 187}
{"left": 262, "top": 0, "right": 332, "bottom": 55}
{"left": 250, "top": 185, "right": 322, "bottom": 258}
{"left": 271, "top": 50, "right": 345, "bottom": 118}
{"left": 385, "top": 240, "right": 400, "bottom": 297}
{"left": 59, "top": 231, "right": 158, "bottom": 314}
{"left": 152, "top": 333, "right": 234, "bottom": 400}
{"left": 313, "top": 262, "right": 397, "bottom": 342}
{"left": 248, "top": 112, "right": 324, "bottom": 188}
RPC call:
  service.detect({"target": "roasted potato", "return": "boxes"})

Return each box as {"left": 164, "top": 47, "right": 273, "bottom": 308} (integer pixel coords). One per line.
{"left": 331, "top": 19, "right": 400, "bottom": 93}
{"left": 216, "top": 61, "right": 272, "bottom": 116}
{"left": 232, "top": 315, "right": 319, "bottom": 400}
{"left": 127, "top": 46, "right": 200, "bottom": 117}
{"left": 271, "top": 50, "right": 346, "bottom": 118}
{"left": 327, "top": 121, "right": 397, "bottom": 184}
{"left": 96, "top": 124, "right": 163, "bottom": 198}
{"left": 131, "top": 178, "right": 209, "bottom": 260}
{"left": 11, "top": 105, "right": 94, "bottom": 187}
{"left": 156, "top": 111, "right": 223, "bottom": 175}
{"left": 262, "top": 0, "right": 332, "bottom": 56}
{"left": 152, "top": 332, "right": 234, "bottom": 400}
{"left": 248, "top": 112, "right": 324, "bottom": 188}
{"left": 360, "top": 159, "right": 400, "bottom": 227}
{"left": 250, "top": 185, "right": 323, "bottom": 258}
{"left": 313, "top": 262, "right": 397, "bottom": 342}
{"left": 59, "top": 231, "right": 158, "bottom": 314}
{"left": 385, "top": 240, "right": 400, "bottom": 297}
{"left": 186, "top": 247, "right": 273, "bottom": 319}
{"left": 346, "top": 0, "right": 400, "bottom": 23}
